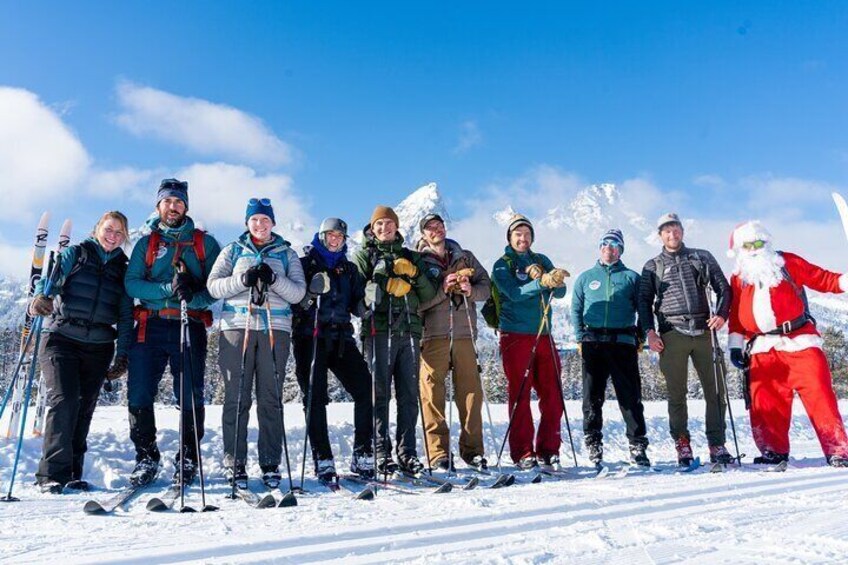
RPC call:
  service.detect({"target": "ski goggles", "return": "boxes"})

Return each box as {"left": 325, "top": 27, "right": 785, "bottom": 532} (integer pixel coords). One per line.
{"left": 249, "top": 197, "right": 272, "bottom": 206}
{"left": 600, "top": 239, "right": 623, "bottom": 249}
{"left": 161, "top": 179, "right": 188, "bottom": 191}
{"left": 741, "top": 240, "right": 766, "bottom": 250}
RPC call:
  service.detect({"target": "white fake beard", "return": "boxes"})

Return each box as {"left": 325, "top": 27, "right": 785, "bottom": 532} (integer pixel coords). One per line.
{"left": 735, "top": 247, "right": 784, "bottom": 288}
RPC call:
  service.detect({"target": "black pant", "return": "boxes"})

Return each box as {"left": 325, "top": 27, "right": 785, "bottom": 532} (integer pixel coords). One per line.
{"left": 293, "top": 335, "right": 373, "bottom": 460}
{"left": 36, "top": 332, "right": 113, "bottom": 485}
{"left": 581, "top": 341, "right": 648, "bottom": 447}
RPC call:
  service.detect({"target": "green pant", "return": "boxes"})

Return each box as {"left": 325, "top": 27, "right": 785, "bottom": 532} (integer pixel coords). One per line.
{"left": 659, "top": 330, "right": 727, "bottom": 446}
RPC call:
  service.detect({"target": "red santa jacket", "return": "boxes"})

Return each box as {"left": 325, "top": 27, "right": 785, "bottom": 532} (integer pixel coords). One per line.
{"left": 728, "top": 252, "right": 848, "bottom": 354}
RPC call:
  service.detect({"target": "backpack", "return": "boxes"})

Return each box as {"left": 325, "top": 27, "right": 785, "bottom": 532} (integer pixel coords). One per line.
{"left": 482, "top": 251, "right": 541, "bottom": 330}
{"left": 144, "top": 229, "right": 207, "bottom": 278}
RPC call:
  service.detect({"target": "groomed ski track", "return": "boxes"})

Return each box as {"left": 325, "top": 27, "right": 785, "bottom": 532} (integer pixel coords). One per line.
{"left": 2, "top": 401, "right": 847, "bottom": 563}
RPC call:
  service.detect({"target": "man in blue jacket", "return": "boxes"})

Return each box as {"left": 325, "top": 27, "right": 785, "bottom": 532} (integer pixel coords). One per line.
{"left": 571, "top": 229, "right": 649, "bottom": 468}
{"left": 124, "top": 179, "right": 221, "bottom": 486}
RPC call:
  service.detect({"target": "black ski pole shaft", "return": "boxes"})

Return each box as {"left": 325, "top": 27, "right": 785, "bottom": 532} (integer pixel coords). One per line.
{"left": 707, "top": 279, "right": 742, "bottom": 463}
{"left": 266, "top": 296, "right": 295, "bottom": 493}
{"left": 369, "top": 304, "right": 379, "bottom": 484}
{"left": 461, "top": 294, "right": 504, "bottom": 475}
{"left": 383, "top": 298, "right": 393, "bottom": 483}
{"left": 495, "top": 295, "right": 554, "bottom": 468}
{"left": 447, "top": 302, "right": 455, "bottom": 477}
{"left": 541, "top": 294, "right": 578, "bottom": 468}
{"left": 228, "top": 288, "right": 254, "bottom": 500}
{"left": 299, "top": 296, "right": 321, "bottom": 490}
{"left": 403, "top": 294, "right": 432, "bottom": 475}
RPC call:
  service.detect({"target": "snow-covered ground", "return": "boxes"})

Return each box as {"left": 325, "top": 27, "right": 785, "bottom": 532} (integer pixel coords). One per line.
{"left": 2, "top": 400, "right": 847, "bottom": 564}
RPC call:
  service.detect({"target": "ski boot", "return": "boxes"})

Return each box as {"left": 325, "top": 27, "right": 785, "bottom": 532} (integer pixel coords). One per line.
{"left": 39, "top": 480, "right": 64, "bottom": 494}
{"left": 398, "top": 454, "right": 426, "bottom": 476}
{"left": 629, "top": 443, "right": 651, "bottom": 467}
{"left": 173, "top": 458, "right": 197, "bottom": 485}
{"left": 130, "top": 457, "right": 160, "bottom": 487}
{"left": 537, "top": 453, "right": 560, "bottom": 471}
{"left": 709, "top": 445, "right": 734, "bottom": 465}
{"left": 315, "top": 458, "right": 337, "bottom": 483}
{"left": 351, "top": 451, "right": 375, "bottom": 479}
{"left": 224, "top": 463, "right": 248, "bottom": 488}
{"left": 587, "top": 443, "right": 604, "bottom": 466}
{"left": 261, "top": 465, "right": 282, "bottom": 489}
{"left": 827, "top": 455, "right": 848, "bottom": 468}
{"left": 376, "top": 456, "right": 399, "bottom": 476}
{"left": 433, "top": 455, "right": 456, "bottom": 473}
{"left": 64, "top": 480, "right": 90, "bottom": 491}
{"left": 516, "top": 455, "right": 539, "bottom": 471}
{"left": 468, "top": 455, "right": 488, "bottom": 472}
{"left": 675, "top": 437, "right": 694, "bottom": 467}
{"left": 753, "top": 451, "right": 788, "bottom": 465}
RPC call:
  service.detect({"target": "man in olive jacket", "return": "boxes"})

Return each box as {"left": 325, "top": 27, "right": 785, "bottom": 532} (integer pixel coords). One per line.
{"left": 352, "top": 205, "right": 437, "bottom": 476}
{"left": 416, "top": 213, "right": 491, "bottom": 471}
{"left": 571, "top": 229, "right": 648, "bottom": 468}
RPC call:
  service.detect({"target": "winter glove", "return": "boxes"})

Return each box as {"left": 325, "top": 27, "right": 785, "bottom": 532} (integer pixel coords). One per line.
{"left": 526, "top": 264, "right": 544, "bottom": 280}
{"left": 444, "top": 268, "right": 476, "bottom": 294}
{"left": 364, "top": 281, "right": 383, "bottom": 307}
{"left": 172, "top": 266, "right": 198, "bottom": 303}
{"left": 392, "top": 257, "right": 418, "bottom": 278}
{"left": 385, "top": 277, "right": 412, "bottom": 298}
{"left": 540, "top": 272, "right": 563, "bottom": 288}
{"left": 308, "top": 272, "right": 331, "bottom": 295}
{"left": 103, "top": 355, "right": 128, "bottom": 393}
{"left": 730, "top": 348, "right": 745, "bottom": 370}
{"left": 240, "top": 265, "right": 261, "bottom": 288}
{"left": 29, "top": 294, "right": 54, "bottom": 317}
{"left": 255, "top": 262, "right": 277, "bottom": 285}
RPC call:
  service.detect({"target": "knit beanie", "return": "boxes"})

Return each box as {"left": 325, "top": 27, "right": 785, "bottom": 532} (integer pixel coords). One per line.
{"left": 370, "top": 205, "right": 399, "bottom": 227}
{"left": 506, "top": 213, "right": 534, "bottom": 242}
{"left": 599, "top": 228, "right": 625, "bottom": 253}
{"left": 156, "top": 178, "right": 189, "bottom": 209}
{"left": 245, "top": 198, "right": 276, "bottom": 225}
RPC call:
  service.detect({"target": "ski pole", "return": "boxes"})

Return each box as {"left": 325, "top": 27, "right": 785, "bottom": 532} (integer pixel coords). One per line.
{"left": 226, "top": 286, "right": 254, "bottom": 500}
{"left": 298, "top": 295, "right": 322, "bottom": 490}
{"left": 707, "top": 276, "right": 742, "bottom": 464}
{"left": 541, "top": 294, "right": 578, "bottom": 468}
{"left": 402, "top": 294, "right": 433, "bottom": 476}
{"left": 461, "top": 294, "right": 505, "bottom": 476}
{"left": 445, "top": 298, "right": 457, "bottom": 477}
{"left": 495, "top": 293, "right": 554, "bottom": 469}
{"left": 265, "top": 292, "right": 297, "bottom": 505}
{"left": 369, "top": 303, "right": 379, "bottom": 484}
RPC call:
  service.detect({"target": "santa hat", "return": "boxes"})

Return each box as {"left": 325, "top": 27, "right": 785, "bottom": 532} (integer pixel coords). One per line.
{"left": 727, "top": 220, "right": 773, "bottom": 258}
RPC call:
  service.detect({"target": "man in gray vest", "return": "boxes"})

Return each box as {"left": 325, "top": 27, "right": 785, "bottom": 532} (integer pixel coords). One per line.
{"left": 638, "top": 213, "right": 733, "bottom": 467}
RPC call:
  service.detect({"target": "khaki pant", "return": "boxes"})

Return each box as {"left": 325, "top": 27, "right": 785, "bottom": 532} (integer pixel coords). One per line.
{"left": 419, "top": 338, "right": 484, "bottom": 465}
{"left": 659, "top": 330, "right": 727, "bottom": 446}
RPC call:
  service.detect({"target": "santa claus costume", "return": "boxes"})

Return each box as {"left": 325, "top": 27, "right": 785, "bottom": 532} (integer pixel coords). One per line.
{"left": 727, "top": 221, "right": 848, "bottom": 467}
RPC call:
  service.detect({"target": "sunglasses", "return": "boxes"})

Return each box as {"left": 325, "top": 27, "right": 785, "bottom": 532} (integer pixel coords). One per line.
{"left": 600, "top": 239, "right": 623, "bottom": 249}
{"left": 162, "top": 180, "right": 188, "bottom": 190}
{"left": 742, "top": 240, "right": 766, "bottom": 250}
{"left": 249, "top": 197, "right": 272, "bottom": 206}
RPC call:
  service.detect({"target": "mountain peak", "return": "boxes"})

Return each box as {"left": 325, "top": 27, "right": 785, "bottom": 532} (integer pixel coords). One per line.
{"left": 394, "top": 182, "right": 450, "bottom": 243}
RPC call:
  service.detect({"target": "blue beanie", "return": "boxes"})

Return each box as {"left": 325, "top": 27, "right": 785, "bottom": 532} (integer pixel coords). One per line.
{"left": 245, "top": 198, "right": 276, "bottom": 225}
{"left": 599, "top": 228, "right": 624, "bottom": 253}
{"left": 156, "top": 178, "right": 189, "bottom": 209}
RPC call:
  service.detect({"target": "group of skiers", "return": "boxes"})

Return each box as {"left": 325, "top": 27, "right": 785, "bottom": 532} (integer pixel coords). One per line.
{"left": 25, "top": 178, "right": 848, "bottom": 494}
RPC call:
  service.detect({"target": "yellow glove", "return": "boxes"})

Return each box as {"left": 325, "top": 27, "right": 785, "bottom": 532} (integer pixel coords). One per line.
{"left": 540, "top": 272, "right": 562, "bottom": 288}
{"left": 386, "top": 277, "right": 412, "bottom": 297}
{"left": 446, "top": 268, "right": 476, "bottom": 293}
{"left": 526, "top": 264, "right": 544, "bottom": 280}
{"left": 548, "top": 268, "right": 569, "bottom": 286}
{"left": 393, "top": 257, "right": 418, "bottom": 278}
{"left": 577, "top": 343, "right": 582, "bottom": 356}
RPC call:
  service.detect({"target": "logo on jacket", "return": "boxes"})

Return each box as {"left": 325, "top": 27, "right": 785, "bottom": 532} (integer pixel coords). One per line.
{"left": 589, "top": 280, "right": 601, "bottom": 291}
{"left": 156, "top": 242, "right": 167, "bottom": 259}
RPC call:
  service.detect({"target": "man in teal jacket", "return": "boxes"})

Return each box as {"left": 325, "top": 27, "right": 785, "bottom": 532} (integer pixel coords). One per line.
{"left": 124, "top": 178, "right": 222, "bottom": 486}
{"left": 571, "top": 229, "right": 648, "bottom": 468}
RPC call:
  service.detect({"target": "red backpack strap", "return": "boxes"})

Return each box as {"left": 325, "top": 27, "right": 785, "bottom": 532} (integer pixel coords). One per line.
{"left": 193, "top": 229, "right": 207, "bottom": 276}
{"left": 144, "top": 231, "right": 162, "bottom": 278}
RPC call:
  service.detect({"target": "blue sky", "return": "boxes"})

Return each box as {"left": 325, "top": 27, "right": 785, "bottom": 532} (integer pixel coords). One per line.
{"left": 2, "top": 1, "right": 848, "bottom": 276}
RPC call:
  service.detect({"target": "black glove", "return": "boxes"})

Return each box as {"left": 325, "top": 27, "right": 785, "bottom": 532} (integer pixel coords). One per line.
{"left": 309, "top": 272, "right": 330, "bottom": 295}
{"left": 240, "top": 266, "right": 259, "bottom": 288}
{"left": 103, "top": 355, "right": 129, "bottom": 392}
{"left": 730, "top": 348, "right": 745, "bottom": 370}
{"left": 172, "top": 269, "right": 197, "bottom": 303}
{"left": 256, "top": 262, "right": 276, "bottom": 285}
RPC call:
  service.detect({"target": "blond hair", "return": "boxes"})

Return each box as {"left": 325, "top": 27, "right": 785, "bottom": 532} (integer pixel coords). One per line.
{"left": 93, "top": 211, "right": 130, "bottom": 245}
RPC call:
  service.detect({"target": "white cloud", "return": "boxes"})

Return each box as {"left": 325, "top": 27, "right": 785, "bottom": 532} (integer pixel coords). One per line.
{"left": 0, "top": 238, "right": 35, "bottom": 279}
{"left": 175, "top": 162, "right": 313, "bottom": 247}
{"left": 115, "top": 81, "right": 293, "bottom": 167}
{"left": 693, "top": 174, "right": 726, "bottom": 189}
{"left": 87, "top": 167, "right": 162, "bottom": 198}
{"left": 453, "top": 120, "right": 482, "bottom": 155}
{"left": 0, "top": 87, "right": 91, "bottom": 222}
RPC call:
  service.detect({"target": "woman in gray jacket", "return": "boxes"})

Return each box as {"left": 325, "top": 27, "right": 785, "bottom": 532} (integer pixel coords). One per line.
{"left": 207, "top": 198, "right": 306, "bottom": 488}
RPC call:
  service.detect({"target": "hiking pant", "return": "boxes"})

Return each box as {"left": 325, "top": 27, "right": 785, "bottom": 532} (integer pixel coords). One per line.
{"left": 658, "top": 330, "right": 726, "bottom": 446}
{"left": 363, "top": 332, "right": 420, "bottom": 460}
{"left": 750, "top": 347, "right": 848, "bottom": 458}
{"left": 581, "top": 341, "right": 648, "bottom": 448}
{"left": 419, "top": 337, "right": 484, "bottom": 466}
{"left": 500, "top": 331, "right": 563, "bottom": 463}
{"left": 294, "top": 334, "right": 373, "bottom": 461}
{"left": 219, "top": 329, "right": 289, "bottom": 468}
{"left": 127, "top": 317, "right": 207, "bottom": 463}
{"left": 36, "top": 333, "right": 113, "bottom": 485}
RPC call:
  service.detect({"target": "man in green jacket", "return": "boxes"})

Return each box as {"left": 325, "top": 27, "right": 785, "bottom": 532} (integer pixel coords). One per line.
{"left": 352, "top": 205, "right": 437, "bottom": 475}
{"left": 124, "top": 179, "right": 222, "bottom": 486}
{"left": 571, "top": 229, "right": 649, "bottom": 468}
